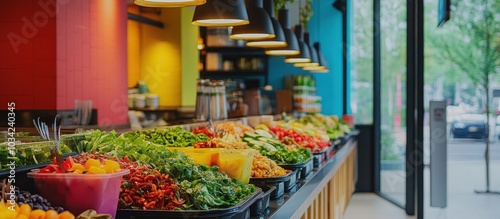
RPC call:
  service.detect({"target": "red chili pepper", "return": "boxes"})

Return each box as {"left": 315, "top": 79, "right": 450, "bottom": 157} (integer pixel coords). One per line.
{"left": 144, "top": 201, "right": 156, "bottom": 209}
{"left": 144, "top": 175, "right": 156, "bottom": 181}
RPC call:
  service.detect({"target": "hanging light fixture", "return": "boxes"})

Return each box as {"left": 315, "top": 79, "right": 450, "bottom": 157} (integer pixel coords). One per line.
{"left": 294, "top": 32, "right": 319, "bottom": 67}
{"left": 192, "top": 0, "right": 249, "bottom": 26}
{"left": 246, "top": 0, "right": 287, "bottom": 48}
{"left": 230, "top": 0, "right": 275, "bottom": 40}
{"left": 304, "top": 42, "right": 329, "bottom": 72}
{"left": 134, "top": 0, "right": 206, "bottom": 8}
{"left": 285, "top": 25, "right": 311, "bottom": 63}
{"left": 265, "top": 9, "right": 300, "bottom": 55}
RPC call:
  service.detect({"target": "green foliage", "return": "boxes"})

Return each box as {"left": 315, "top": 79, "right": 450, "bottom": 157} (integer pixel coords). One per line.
{"left": 430, "top": 0, "right": 500, "bottom": 95}
{"left": 274, "top": 0, "right": 295, "bottom": 15}
{"left": 380, "top": 129, "right": 401, "bottom": 161}
{"left": 299, "top": 0, "right": 313, "bottom": 29}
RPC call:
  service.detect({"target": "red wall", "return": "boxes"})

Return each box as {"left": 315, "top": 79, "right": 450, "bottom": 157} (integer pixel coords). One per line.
{"left": 56, "top": 0, "right": 128, "bottom": 126}
{"left": 0, "top": 0, "right": 57, "bottom": 109}
{"left": 0, "top": 0, "right": 128, "bottom": 126}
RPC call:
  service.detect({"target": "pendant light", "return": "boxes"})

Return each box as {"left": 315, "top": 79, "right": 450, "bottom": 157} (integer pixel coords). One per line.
{"left": 246, "top": 0, "right": 287, "bottom": 48}
{"left": 230, "top": 0, "right": 275, "bottom": 40}
{"left": 285, "top": 25, "right": 311, "bottom": 63}
{"left": 134, "top": 0, "right": 206, "bottom": 8}
{"left": 304, "top": 42, "right": 329, "bottom": 72}
{"left": 265, "top": 9, "right": 300, "bottom": 55}
{"left": 192, "top": 0, "right": 249, "bottom": 26}
{"left": 294, "top": 32, "right": 319, "bottom": 67}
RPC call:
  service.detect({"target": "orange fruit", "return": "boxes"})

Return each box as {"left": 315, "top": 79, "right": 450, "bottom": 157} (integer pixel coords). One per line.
{"left": 84, "top": 158, "right": 101, "bottom": 170}
{"left": 18, "top": 204, "right": 31, "bottom": 216}
{"left": 3, "top": 209, "right": 17, "bottom": 219}
{"left": 29, "top": 209, "right": 46, "bottom": 219}
{"left": 57, "top": 211, "right": 75, "bottom": 219}
{"left": 44, "top": 210, "right": 58, "bottom": 219}
{"left": 17, "top": 214, "right": 29, "bottom": 219}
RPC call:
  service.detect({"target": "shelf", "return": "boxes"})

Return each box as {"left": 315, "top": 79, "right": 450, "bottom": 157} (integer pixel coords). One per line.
{"left": 201, "top": 70, "right": 267, "bottom": 76}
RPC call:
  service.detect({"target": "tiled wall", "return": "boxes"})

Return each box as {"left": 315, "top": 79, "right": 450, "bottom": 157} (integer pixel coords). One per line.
{"left": 0, "top": 0, "right": 129, "bottom": 126}
{"left": 56, "top": 0, "right": 128, "bottom": 126}
{"left": 0, "top": 0, "right": 57, "bottom": 109}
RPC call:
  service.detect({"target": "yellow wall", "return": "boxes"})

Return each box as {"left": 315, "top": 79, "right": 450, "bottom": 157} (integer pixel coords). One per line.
{"left": 140, "top": 8, "right": 181, "bottom": 106}
{"left": 127, "top": 19, "right": 141, "bottom": 88}
{"left": 181, "top": 7, "right": 199, "bottom": 107}
{"left": 127, "top": 7, "right": 199, "bottom": 107}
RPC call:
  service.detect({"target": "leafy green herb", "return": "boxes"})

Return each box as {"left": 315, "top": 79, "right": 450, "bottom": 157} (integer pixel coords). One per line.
{"left": 139, "top": 127, "right": 210, "bottom": 147}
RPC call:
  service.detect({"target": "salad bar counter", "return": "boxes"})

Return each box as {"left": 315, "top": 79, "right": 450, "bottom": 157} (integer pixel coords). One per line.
{"left": 263, "top": 138, "right": 356, "bottom": 219}
{"left": 1, "top": 114, "right": 357, "bottom": 219}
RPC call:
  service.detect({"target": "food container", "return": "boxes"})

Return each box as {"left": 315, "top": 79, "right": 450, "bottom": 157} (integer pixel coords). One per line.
{"left": 128, "top": 94, "right": 135, "bottom": 108}
{"left": 0, "top": 141, "right": 72, "bottom": 171}
{"left": 146, "top": 94, "right": 159, "bottom": 108}
{"left": 134, "top": 95, "right": 146, "bottom": 108}
{"left": 28, "top": 169, "right": 130, "bottom": 217}
{"left": 217, "top": 149, "right": 255, "bottom": 184}
{"left": 0, "top": 152, "right": 77, "bottom": 194}
{"left": 312, "top": 148, "right": 328, "bottom": 168}
{"left": 284, "top": 169, "right": 298, "bottom": 191}
{"left": 183, "top": 148, "right": 221, "bottom": 166}
{"left": 249, "top": 170, "right": 294, "bottom": 199}
{"left": 116, "top": 187, "right": 262, "bottom": 219}
{"left": 250, "top": 185, "right": 276, "bottom": 216}
{"left": 328, "top": 139, "right": 342, "bottom": 159}
{"left": 279, "top": 157, "right": 314, "bottom": 180}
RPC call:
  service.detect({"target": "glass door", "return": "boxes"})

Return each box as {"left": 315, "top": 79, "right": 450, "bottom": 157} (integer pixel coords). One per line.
{"left": 377, "top": 0, "right": 408, "bottom": 207}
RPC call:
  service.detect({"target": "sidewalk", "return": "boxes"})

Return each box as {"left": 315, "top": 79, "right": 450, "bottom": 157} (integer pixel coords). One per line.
{"left": 425, "top": 161, "right": 500, "bottom": 219}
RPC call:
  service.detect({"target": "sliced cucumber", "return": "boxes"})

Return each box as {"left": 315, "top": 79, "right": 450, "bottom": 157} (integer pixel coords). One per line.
{"left": 255, "top": 130, "right": 273, "bottom": 138}
{"left": 261, "top": 142, "right": 277, "bottom": 152}
{"left": 244, "top": 132, "right": 259, "bottom": 139}
{"left": 265, "top": 138, "right": 281, "bottom": 145}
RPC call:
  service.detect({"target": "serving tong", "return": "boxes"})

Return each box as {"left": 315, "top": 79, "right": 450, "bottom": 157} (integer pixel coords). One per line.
{"left": 33, "top": 116, "right": 64, "bottom": 172}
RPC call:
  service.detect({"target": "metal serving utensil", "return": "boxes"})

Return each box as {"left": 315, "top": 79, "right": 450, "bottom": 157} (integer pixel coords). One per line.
{"left": 33, "top": 116, "right": 65, "bottom": 171}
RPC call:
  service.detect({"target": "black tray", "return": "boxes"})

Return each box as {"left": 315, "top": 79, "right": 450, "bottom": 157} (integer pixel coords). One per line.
{"left": 312, "top": 148, "right": 328, "bottom": 168}
{"left": 329, "top": 138, "right": 342, "bottom": 157}
{"left": 279, "top": 157, "right": 313, "bottom": 180}
{"left": 284, "top": 169, "right": 298, "bottom": 191}
{"left": 0, "top": 152, "right": 77, "bottom": 193}
{"left": 249, "top": 171, "right": 294, "bottom": 200}
{"left": 349, "top": 129, "right": 360, "bottom": 137}
{"left": 116, "top": 187, "right": 262, "bottom": 219}
{"left": 250, "top": 185, "right": 276, "bottom": 216}
{"left": 339, "top": 134, "right": 349, "bottom": 145}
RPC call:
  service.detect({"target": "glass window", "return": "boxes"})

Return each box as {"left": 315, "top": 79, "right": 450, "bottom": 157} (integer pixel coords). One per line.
{"left": 351, "top": 0, "right": 374, "bottom": 124}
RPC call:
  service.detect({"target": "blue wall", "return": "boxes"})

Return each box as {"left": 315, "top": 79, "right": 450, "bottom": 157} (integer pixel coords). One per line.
{"left": 268, "top": 0, "right": 350, "bottom": 116}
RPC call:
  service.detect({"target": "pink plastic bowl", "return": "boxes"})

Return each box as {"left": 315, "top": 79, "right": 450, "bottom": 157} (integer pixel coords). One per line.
{"left": 28, "top": 169, "right": 129, "bottom": 217}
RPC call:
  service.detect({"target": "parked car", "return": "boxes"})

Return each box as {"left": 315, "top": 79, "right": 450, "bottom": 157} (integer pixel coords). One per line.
{"left": 451, "top": 114, "right": 487, "bottom": 139}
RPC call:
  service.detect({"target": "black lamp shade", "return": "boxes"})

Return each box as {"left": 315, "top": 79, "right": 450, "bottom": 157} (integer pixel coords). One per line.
{"left": 285, "top": 25, "right": 311, "bottom": 63}
{"left": 265, "top": 9, "right": 300, "bottom": 55}
{"left": 304, "top": 42, "right": 329, "bottom": 72}
{"left": 230, "top": 0, "right": 275, "bottom": 40}
{"left": 135, "top": 0, "right": 206, "bottom": 7}
{"left": 294, "top": 32, "right": 319, "bottom": 67}
{"left": 246, "top": 0, "right": 287, "bottom": 48}
{"left": 192, "top": 0, "right": 249, "bottom": 26}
